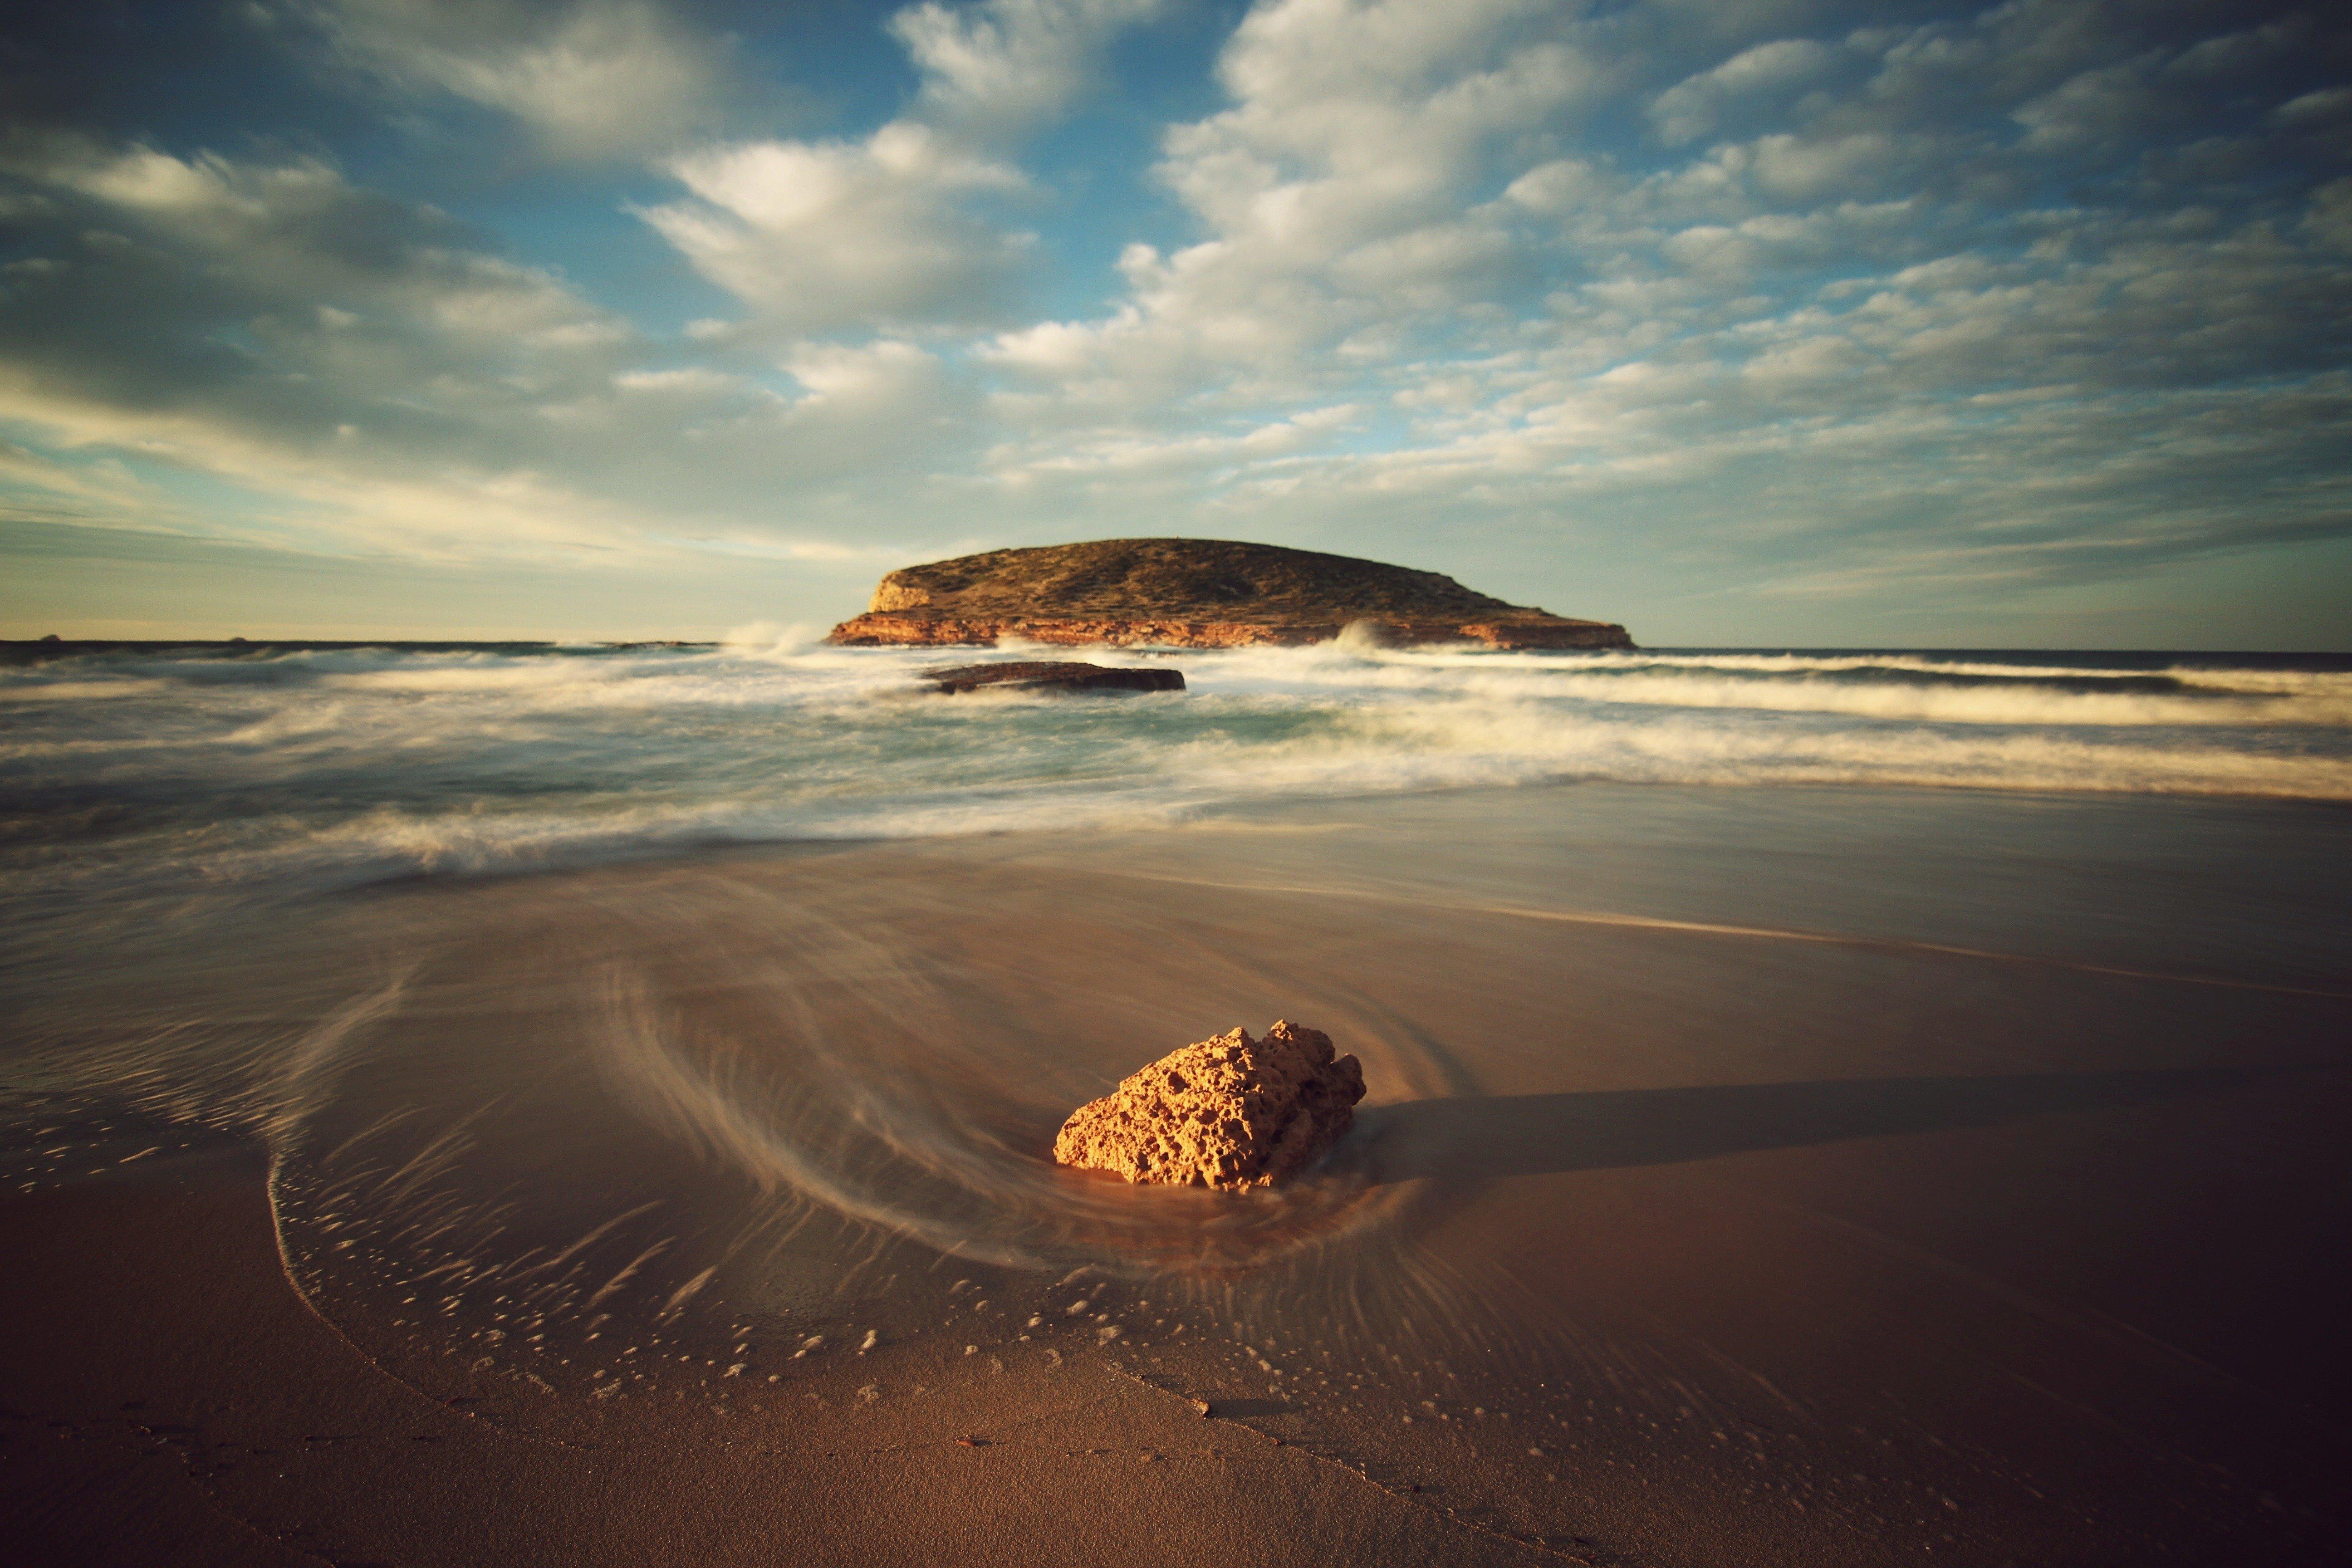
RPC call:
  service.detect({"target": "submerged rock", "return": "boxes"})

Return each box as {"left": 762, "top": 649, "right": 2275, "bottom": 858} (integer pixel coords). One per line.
{"left": 1053, "top": 1021, "right": 1365, "bottom": 1191}
{"left": 920, "top": 660, "right": 1185, "bottom": 695}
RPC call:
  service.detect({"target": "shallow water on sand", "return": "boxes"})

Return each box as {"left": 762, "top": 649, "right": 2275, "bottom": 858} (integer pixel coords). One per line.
{"left": 6, "top": 775, "right": 2350, "bottom": 1564}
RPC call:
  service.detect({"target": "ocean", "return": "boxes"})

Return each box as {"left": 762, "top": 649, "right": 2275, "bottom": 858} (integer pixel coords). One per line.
{"left": 4, "top": 639, "right": 2347, "bottom": 916}
{"left": 4, "top": 639, "right": 2349, "bottom": 1564}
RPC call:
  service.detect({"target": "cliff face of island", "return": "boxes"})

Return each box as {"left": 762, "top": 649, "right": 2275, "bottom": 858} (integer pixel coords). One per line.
{"left": 825, "top": 539, "right": 1635, "bottom": 651}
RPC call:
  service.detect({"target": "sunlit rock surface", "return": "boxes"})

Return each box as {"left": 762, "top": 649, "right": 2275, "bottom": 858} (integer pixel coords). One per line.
{"left": 828, "top": 539, "right": 1634, "bottom": 650}
{"left": 1053, "top": 1020, "right": 1366, "bottom": 1191}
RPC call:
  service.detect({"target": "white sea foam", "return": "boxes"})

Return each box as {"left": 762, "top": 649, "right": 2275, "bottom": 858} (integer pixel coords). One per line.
{"left": 1, "top": 643, "right": 2345, "bottom": 908}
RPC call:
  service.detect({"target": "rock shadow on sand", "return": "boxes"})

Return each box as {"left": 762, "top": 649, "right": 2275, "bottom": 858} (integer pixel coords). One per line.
{"left": 1352, "top": 1067, "right": 2272, "bottom": 1185}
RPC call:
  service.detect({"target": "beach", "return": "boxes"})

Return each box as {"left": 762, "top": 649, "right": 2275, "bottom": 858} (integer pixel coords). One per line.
{"left": 5, "top": 644, "right": 2350, "bottom": 1564}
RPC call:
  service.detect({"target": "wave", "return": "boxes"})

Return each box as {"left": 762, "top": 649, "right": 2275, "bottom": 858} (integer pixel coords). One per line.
{"left": 1212, "top": 646, "right": 2352, "bottom": 727}
{"left": 0, "top": 643, "right": 2345, "bottom": 914}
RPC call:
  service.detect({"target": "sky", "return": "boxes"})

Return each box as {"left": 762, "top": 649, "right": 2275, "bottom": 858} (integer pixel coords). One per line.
{"left": 1, "top": 0, "right": 2347, "bottom": 647}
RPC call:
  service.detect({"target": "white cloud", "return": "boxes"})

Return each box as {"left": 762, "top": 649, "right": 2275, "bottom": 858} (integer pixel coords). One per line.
{"left": 978, "top": 0, "right": 1605, "bottom": 400}
{"left": 640, "top": 125, "right": 1034, "bottom": 333}
{"left": 1648, "top": 38, "right": 1835, "bottom": 145}
{"left": 944, "top": 0, "right": 2352, "bottom": 616}
{"left": 1503, "top": 157, "right": 1608, "bottom": 214}
{"left": 2011, "top": 52, "right": 2170, "bottom": 153}
{"left": 983, "top": 402, "right": 1362, "bottom": 490}
{"left": 2274, "top": 85, "right": 2352, "bottom": 127}
{"left": 891, "top": 0, "right": 1166, "bottom": 140}
{"left": 281, "top": 0, "right": 736, "bottom": 160}
{"left": 0, "top": 134, "right": 965, "bottom": 564}
{"left": 634, "top": 0, "right": 1169, "bottom": 333}
{"left": 784, "top": 338, "right": 943, "bottom": 407}
{"left": 1745, "top": 130, "right": 1911, "bottom": 201}
{"left": 5, "top": 135, "right": 618, "bottom": 351}
{"left": 612, "top": 367, "right": 747, "bottom": 396}
{"left": 8, "top": 0, "right": 2350, "bottom": 639}
{"left": 2308, "top": 179, "right": 2352, "bottom": 254}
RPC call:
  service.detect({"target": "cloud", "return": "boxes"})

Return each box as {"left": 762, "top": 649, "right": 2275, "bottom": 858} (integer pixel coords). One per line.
{"left": 277, "top": 0, "right": 739, "bottom": 160}
{"left": 1647, "top": 38, "right": 1836, "bottom": 145}
{"left": 2309, "top": 179, "right": 2352, "bottom": 254}
{"left": 2011, "top": 52, "right": 2172, "bottom": 154}
{"left": 979, "top": 0, "right": 1607, "bottom": 401}
{"left": 0, "top": 131, "right": 978, "bottom": 564}
{"left": 0, "top": 132, "right": 628, "bottom": 412}
{"left": 962, "top": 0, "right": 2352, "bottom": 612}
{"left": 2275, "top": 85, "right": 2352, "bottom": 128}
{"left": 5, "top": 0, "right": 2350, "bottom": 641}
{"left": 891, "top": 0, "right": 1167, "bottom": 140}
{"left": 639, "top": 124, "right": 1034, "bottom": 333}
{"left": 635, "top": 0, "right": 1169, "bottom": 332}
{"left": 982, "top": 402, "right": 1363, "bottom": 494}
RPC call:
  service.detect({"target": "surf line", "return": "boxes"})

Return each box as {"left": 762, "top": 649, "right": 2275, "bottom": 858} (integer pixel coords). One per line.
{"left": 1098, "top": 870, "right": 2352, "bottom": 1002}
{"left": 1467, "top": 902, "right": 2352, "bottom": 1000}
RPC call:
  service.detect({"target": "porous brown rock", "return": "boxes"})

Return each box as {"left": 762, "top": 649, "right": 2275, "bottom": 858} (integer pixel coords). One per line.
{"left": 827, "top": 539, "right": 1634, "bottom": 651}
{"left": 920, "top": 660, "right": 1185, "bottom": 694}
{"left": 1053, "top": 1020, "right": 1366, "bottom": 1191}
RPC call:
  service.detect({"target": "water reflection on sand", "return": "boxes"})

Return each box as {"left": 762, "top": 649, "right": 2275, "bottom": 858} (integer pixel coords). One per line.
{"left": 8, "top": 781, "right": 2351, "bottom": 1564}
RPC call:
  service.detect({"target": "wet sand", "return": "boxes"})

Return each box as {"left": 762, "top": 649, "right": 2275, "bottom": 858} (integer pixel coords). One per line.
{"left": 5, "top": 781, "right": 2350, "bottom": 1564}
{"left": 1, "top": 1152, "right": 1567, "bottom": 1567}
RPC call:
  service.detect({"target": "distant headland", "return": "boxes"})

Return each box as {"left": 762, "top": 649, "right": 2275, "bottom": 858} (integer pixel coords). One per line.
{"left": 825, "top": 538, "right": 1635, "bottom": 650}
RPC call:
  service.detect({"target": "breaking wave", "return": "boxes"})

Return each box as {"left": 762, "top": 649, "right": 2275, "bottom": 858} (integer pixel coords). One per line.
{"left": 1, "top": 641, "right": 2346, "bottom": 919}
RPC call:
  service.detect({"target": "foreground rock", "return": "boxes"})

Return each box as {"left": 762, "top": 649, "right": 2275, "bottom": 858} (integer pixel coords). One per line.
{"left": 829, "top": 538, "right": 1633, "bottom": 651}
{"left": 1054, "top": 1021, "right": 1365, "bottom": 1191}
{"left": 921, "top": 660, "right": 1185, "bottom": 695}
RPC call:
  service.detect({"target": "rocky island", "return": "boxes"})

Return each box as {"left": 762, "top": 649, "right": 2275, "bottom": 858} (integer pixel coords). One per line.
{"left": 826, "top": 538, "right": 1633, "bottom": 650}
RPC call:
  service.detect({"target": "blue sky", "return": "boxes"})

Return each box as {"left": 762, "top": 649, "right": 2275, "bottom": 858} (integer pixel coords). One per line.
{"left": 1, "top": 0, "right": 2347, "bottom": 645}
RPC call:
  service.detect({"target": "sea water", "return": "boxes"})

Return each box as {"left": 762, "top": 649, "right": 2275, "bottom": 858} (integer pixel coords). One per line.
{"left": 3, "top": 639, "right": 2346, "bottom": 918}
{"left": 4, "top": 640, "right": 2349, "bottom": 1563}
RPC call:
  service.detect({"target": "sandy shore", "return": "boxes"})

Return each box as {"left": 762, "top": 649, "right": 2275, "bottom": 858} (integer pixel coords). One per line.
{"left": 6, "top": 783, "right": 2350, "bottom": 1564}
{"left": 0, "top": 1149, "right": 1581, "bottom": 1567}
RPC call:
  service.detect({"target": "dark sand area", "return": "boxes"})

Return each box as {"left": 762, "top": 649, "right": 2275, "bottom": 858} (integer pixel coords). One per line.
{"left": 5, "top": 783, "right": 2350, "bottom": 1564}
{"left": 3, "top": 1152, "right": 1559, "bottom": 1567}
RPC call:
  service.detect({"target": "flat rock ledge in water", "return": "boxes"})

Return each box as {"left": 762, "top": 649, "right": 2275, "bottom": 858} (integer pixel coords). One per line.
{"left": 921, "top": 661, "right": 1185, "bottom": 695}
{"left": 1053, "top": 1021, "right": 1365, "bottom": 1191}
